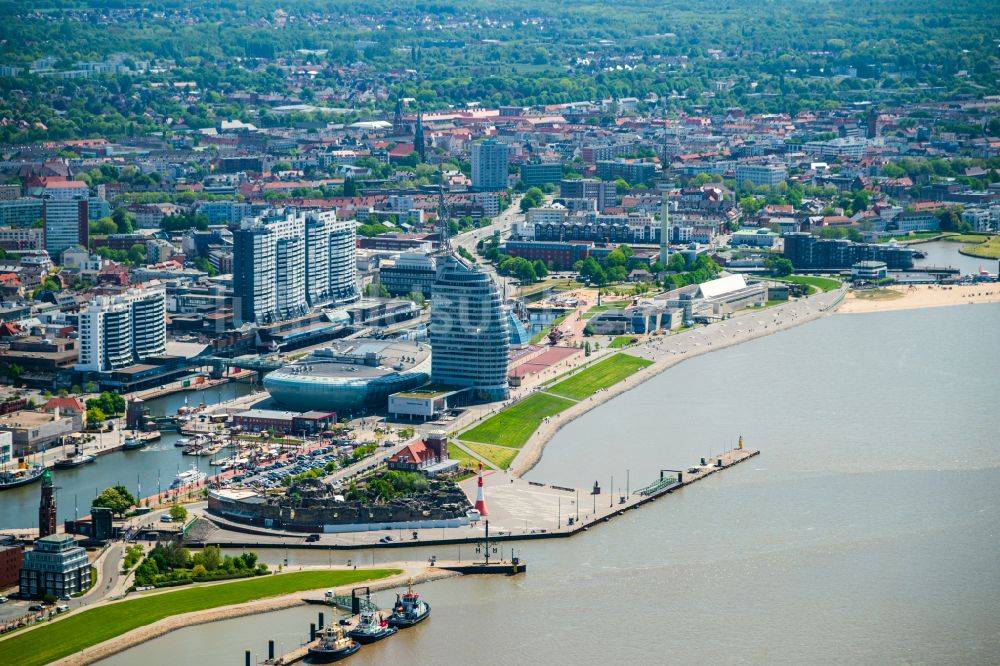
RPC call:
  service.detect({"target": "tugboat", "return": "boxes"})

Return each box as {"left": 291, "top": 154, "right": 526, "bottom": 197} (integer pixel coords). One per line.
{"left": 348, "top": 606, "right": 397, "bottom": 644}
{"left": 307, "top": 625, "right": 361, "bottom": 663}
{"left": 387, "top": 583, "right": 430, "bottom": 628}
{"left": 122, "top": 432, "right": 146, "bottom": 451}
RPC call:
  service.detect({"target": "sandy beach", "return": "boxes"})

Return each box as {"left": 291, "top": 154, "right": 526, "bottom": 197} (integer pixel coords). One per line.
{"left": 836, "top": 284, "right": 1000, "bottom": 314}
{"left": 53, "top": 564, "right": 456, "bottom": 666}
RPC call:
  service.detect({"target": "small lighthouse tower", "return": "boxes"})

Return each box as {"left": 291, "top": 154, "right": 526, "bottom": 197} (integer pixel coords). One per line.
{"left": 474, "top": 463, "right": 489, "bottom": 516}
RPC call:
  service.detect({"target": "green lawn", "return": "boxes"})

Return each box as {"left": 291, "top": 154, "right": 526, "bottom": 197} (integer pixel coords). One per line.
{"left": 2, "top": 569, "right": 400, "bottom": 666}
{"left": 768, "top": 275, "right": 842, "bottom": 293}
{"left": 446, "top": 442, "right": 479, "bottom": 467}
{"left": 547, "top": 354, "right": 653, "bottom": 401}
{"left": 462, "top": 442, "right": 520, "bottom": 470}
{"left": 460, "top": 393, "right": 574, "bottom": 448}
{"left": 942, "top": 234, "right": 988, "bottom": 244}
{"left": 888, "top": 231, "right": 949, "bottom": 242}
{"left": 608, "top": 335, "right": 637, "bottom": 349}
{"left": 958, "top": 236, "right": 1000, "bottom": 259}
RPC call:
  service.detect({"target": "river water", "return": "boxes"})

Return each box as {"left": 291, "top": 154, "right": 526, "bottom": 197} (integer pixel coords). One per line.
{"left": 913, "top": 240, "right": 997, "bottom": 275}
{"left": 99, "top": 303, "right": 1000, "bottom": 666}
{"left": 0, "top": 383, "right": 255, "bottom": 528}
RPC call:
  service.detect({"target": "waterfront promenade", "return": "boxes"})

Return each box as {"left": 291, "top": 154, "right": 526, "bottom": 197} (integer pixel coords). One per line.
{"left": 186, "top": 446, "right": 758, "bottom": 551}
{"left": 503, "top": 286, "right": 845, "bottom": 476}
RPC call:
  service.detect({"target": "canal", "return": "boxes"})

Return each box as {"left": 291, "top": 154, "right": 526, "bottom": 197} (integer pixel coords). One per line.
{"left": 0, "top": 382, "right": 256, "bottom": 528}
{"left": 99, "top": 303, "right": 1000, "bottom": 665}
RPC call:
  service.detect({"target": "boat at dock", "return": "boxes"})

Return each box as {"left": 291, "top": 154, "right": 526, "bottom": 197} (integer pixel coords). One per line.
{"left": 174, "top": 437, "right": 193, "bottom": 448}
{"left": 387, "top": 583, "right": 430, "bottom": 628}
{"left": 122, "top": 434, "right": 146, "bottom": 451}
{"left": 307, "top": 626, "right": 361, "bottom": 663}
{"left": 348, "top": 607, "right": 397, "bottom": 644}
{"left": 0, "top": 464, "right": 45, "bottom": 490}
{"left": 170, "top": 464, "right": 207, "bottom": 489}
{"left": 53, "top": 445, "right": 96, "bottom": 469}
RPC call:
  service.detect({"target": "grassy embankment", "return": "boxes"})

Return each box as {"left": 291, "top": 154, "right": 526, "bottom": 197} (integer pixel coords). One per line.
{"left": 460, "top": 393, "right": 574, "bottom": 451}
{"left": 458, "top": 354, "right": 652, "bottom": 469}
{"left": 608, "top": 335, "right": 636, "bottom": 349}
{"left": 767, "top": 275, "right": 842, "bottom": 294}
{"left": 2, "top": 569, "right": 400, "bottom": 666}
{"left": 954, "top": 236, "right": 1000, "bottom": 259}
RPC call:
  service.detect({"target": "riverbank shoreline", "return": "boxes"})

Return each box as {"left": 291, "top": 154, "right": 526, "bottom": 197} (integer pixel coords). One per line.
{"left": 509, "top": 288, "right": 845, "bottom": 477}
{"left": 836, "top": 283, "right": 1000, "bottom": 315}
{"left": 52, "top": 564, "right": 456, "bottom": 666}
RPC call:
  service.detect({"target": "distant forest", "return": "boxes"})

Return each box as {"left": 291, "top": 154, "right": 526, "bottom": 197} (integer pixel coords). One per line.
{"left": 0, "top": 0, "right": 997, "bottom": 142}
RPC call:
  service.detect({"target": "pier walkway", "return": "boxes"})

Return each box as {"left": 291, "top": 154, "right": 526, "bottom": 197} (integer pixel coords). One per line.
{"left": 185, "top": 447, "right": 759, "bottom": 551}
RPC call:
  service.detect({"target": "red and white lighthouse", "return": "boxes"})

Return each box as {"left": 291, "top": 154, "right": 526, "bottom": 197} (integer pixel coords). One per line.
{"left": 474, "top": 463, "right": 489, "bottom": 516}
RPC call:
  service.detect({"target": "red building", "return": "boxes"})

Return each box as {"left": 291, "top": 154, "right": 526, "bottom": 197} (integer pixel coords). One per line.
{"left": 387, "top": 432, "right": 456, "bottom": 476}
{"left": 0, "top": 541, "right": 23, "bottom": 589}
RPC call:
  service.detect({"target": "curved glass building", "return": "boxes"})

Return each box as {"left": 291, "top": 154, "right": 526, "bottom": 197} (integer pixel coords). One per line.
{"left": 264, "top": 339, "right": 431, "bottom": 414}
{"left": 429, "top": 255, "right": 509, "bottom": 401}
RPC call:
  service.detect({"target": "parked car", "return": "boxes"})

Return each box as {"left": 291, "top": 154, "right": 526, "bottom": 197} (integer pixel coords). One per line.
{"left": 29, "top": 604, "right": 44, "bottom": 611}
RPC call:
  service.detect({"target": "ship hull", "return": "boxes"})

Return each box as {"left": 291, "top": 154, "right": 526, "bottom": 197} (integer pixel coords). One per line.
{"left": 387, "top": 603, "right": 430, "bottom": 628}
{"left": 54, "top": 456, "right": 96, "bottom": 469}
{"left": 348, "top": 626, "right": 397, "bottom": 644}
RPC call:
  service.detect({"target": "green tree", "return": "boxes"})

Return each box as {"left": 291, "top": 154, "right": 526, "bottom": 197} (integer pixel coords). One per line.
{"left": 127, "top": 243, "right": 146, "bottom": 265}
{"left": 86, "top": 406, "right": 107, "bottom": 424}
{"left": 193, "top": 257, "right": 217, "bottom": 276}
{"left": 169, "top": 504, "right": 188, "bottom": 522}
{"left": 91, "top": 486, "right": 136, "bottom": 517}
{"left": 765, "top": 256, "right": 794, "bottom": 277}
{"left": 91, "top": 217, "right": 118, "bottom": 235}
{"left": 6, "top": 363, "right": 24, "bottom": 382}
{"left": 519, "top": 187, "right": 544, "bottom": 212}
{"left": 667, "top": 253, "right": 688, "bottom": 272}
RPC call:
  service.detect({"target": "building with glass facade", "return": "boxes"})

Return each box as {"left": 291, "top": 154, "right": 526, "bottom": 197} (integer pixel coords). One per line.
{"left": 429, "top": 255, "right": 509, "bottom": 401}
{"left": 264, "top": 339, "right": 431, "bottom": 414}
{"left": 19, "top": 534, "right": 89, "bottom": 599}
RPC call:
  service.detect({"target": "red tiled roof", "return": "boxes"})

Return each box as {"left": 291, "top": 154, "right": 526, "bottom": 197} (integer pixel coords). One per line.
{"left": 43, "top": 397, "right": 85, "bottom": 413}
{"left": 389, "top": 440, "right": 431, "bottom": 465}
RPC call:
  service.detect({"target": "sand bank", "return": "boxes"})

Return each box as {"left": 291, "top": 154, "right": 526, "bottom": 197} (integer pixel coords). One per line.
{"left": 836, "top": 283, "right": 1000, "bottom": 314}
